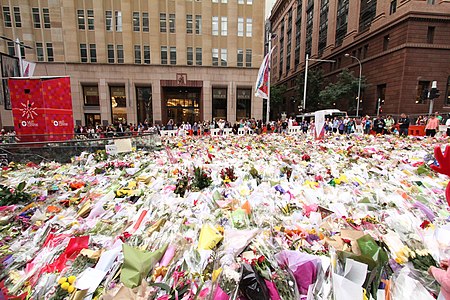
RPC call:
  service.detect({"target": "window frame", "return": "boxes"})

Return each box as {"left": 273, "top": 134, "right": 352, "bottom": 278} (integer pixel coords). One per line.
{"left": 13, "top": 7, "right": 21, "bottom": 27}
{"left": 3, "top": 7, "right": 11, "bottom": 27}
{"left": 77, "top": 9, "right": 85, "bottom": 30}
{"left": 46, "top": 43, "right": 54, "bottom": 62}
{"left": 134, "top": 45, "right": 142, "bottom": 64}
{"left": 80, "top": 43, "right": 88, "bottom": 62}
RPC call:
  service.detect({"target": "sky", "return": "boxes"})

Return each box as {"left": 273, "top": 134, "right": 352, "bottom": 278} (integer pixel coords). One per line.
{"left": 265, "top": 0, "right": 277, "bottom": 18}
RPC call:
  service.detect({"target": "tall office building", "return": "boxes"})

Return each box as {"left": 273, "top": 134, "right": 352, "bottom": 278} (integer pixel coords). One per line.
{"left": 0, "top": 0, "right": 265, "bottom": 128}
{"left": 269, "top": 0, "right": 450, "bottom": 117}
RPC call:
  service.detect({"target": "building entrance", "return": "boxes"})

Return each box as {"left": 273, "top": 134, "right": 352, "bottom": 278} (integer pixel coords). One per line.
{"left": 163, "top": 87, "right": 201, "bottom": 125}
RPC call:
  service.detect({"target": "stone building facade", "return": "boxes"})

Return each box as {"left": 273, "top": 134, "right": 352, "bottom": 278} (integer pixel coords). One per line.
{"left": 269, "top": 0, "right": 450, "bottom": 118}
{"left": 0, "top": 0, "right": 265, "bottom": 128}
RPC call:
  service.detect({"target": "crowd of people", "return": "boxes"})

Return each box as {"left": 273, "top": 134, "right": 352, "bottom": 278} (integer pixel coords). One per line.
{"left": 1, "top": 112, "right": 450, "bottom": 144}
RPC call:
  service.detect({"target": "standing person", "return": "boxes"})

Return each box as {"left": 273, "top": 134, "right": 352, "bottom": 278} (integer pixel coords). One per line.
{"left": 384, "top": 115, "right": 395, "bottom": 134}
{"left": 373, "top": 116, "right": 385, "bottom": 135}
{"left": 425, "top": 113, "right": 440, "bottom": 137}
{"left": 364, "top": 116, "right": 372, "bottom": 134}
{"left": 398, "top": 113, "right": 410, "bottom": 136}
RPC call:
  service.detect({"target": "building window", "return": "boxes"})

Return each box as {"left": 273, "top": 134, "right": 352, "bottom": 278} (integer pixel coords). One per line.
{"left": 87, "top": 9, "right": 94, "bottom": 30}
{"left": 445, "top": 76, "right": 450, "bottom": 105}
{"left": 427, "top": 0, "right": 435, "bottom": 4}
{"left": 383, "top": 34, "right": 390, "bottom": 51}
{"left": 160, "top": 13, "right": 167, "bottom": 32}
{"left": 195, "top": 15, "right": 202, "bottom": 34}
{"left": 212, "top": 16, "right": 219, "bottom": 35}
{"left": 212, "top": 0, "right": 218, "bottom": 3}
{"left": 36, "top": 42, "right": 44, "bottom": 61}
{"left": 107, "top": 44, "right": 114, "bottom": 63}
{"left": 238, "top": 18, "right": 244, "bottom": 36}
{"left": 187, "top": 15, "right": 193, "bottom": 34}
{"left": 46, "top": 43, "right": 54, "bottom": 61}
{"left": 105, "top": 11, "right": 112, "bottom": 31}
{"left": 115, "top": 11, "right": 122, "bottom": 32}
{"left": 427, "top": 26, "right": 435, "bottom": 44}
{"left": 318, "top": 0, "right": 329, "bottom": 56}
{"left": 161, "top": 46, "right": 168, "bottom": 64}
{"left": 213, "top": 88, "right": 227, "bottom": 120}
{"left": 83, "top": 86, "right": 100, "bottom": 106}
{"left": 110, "top": 86, "right": 127, "bottom": 124}
{"left": 90, "top": 44, "right": 97, "bottom": 62}
{"left": 212, "top": 48, "right": 219, "bottom": 66}
{"left": 222, "top": 0, "right": 228, "bottom": 3}
{"left": 77, "top": 9, "right": 85, "bottom": 29}
{"left": 169, "top": 14, "right": 175, "bottom": 33}
{"left": 7, "top": 41, "right": 14, "bottom": 56}
{"left": 246, "top": 49, "right": 252, "bottom": 67}
{"left": 221, "top": 17, "right": 227, "bottom": 36}
{"left": 416, "top": 81, "right": 430, "bottom": 104}
{"left": 142, "top": 12, "right": 149, "bottom": 32}
{"left": 144, "top": 46, "right": 150, "bottom": 64}
{"left": 80, "top": 44, "right": 88, "bottom": 62}
{"left": 32, "top": 7, "right": 41, "bottom": 28}
{"left": 43, "top": 8, "right": 51, "bottom": 28}
{"left": 236, "top": 88, "right": 251, "bottom": 120}
{"left": 359, "top": 0, "right": 377, "bottom": 32}
{"left": 238, "top": 0, "right": 244, "bottom": 3}
{"left": 187, "top": 47, "right": 193, "bottom": 65}
{"left": 221, "top": 49, "right": 227, "bottom": 66}
{"left": 170, "top": 47, "right": 176, "bottom": 64}
{"left": 390, "top": 0, "right": 397, "bottom": 14}
{"left": 363, "top": 44, "right": 368, "bottom": 58}
{"left": 133, "top": 12, "right": 140, "bottom": 31}
{"left": 196, "top": 47, "right": 202, "bottom": 65}
{"left": 295, "top": 2, "right": 302, "bottom": 68}
{"left": 3, "top": 7, "right": 11, "bottom": 27}
{"left": 136, "top": 86, "right": 152, "bottom": 125}
{"left": 246, "top": 18, "right": 252, "bottom": 37}
{"left": 335, "top": 0, "right": 348, "bottom": 46}
{"left": 237, "top": 49, "right": 243, "bottom": 67}
{"left": 135, "top": 45, "right": 141, "bottom": 64}
{"left": 117, "top": 45, "right": 124, "bottom": 63}
{"left": 247, "top": 0, "right": 253, "bottom": 4}
{"left": 13, "top": 7, "right": 21, "bottom": 27}
{"left": 85, "top": 113, "right": 101, "bottom": 127}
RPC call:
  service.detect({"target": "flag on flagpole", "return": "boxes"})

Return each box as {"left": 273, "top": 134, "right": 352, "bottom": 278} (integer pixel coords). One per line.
{"left": 21, "top": 60, "right": 36, "bottom": 77}
{"left": 255, "top": 48, "right": 274, "bottom": 99}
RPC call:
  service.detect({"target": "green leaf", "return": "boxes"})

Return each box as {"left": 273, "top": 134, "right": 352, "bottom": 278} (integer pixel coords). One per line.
{"left": 17, "top": 181, "right": 26, "bottom": 191}
{"left": 149, "top": 282, "right": 172, "bottom": 293}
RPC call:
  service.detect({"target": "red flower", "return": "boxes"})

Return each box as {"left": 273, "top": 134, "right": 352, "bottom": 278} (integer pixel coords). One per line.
{"left": 302, "top": 154, "right": 311, "bottom": 161}
{"left": 258, "top": 255, "right": 265, "bottom": 264}
{"left": 315, "top": 175, "right": 323, "bottom": 181}
{"left": 420, "top": 220, "right": 431, "bottom": 229}
{"left": 342, "top": 238, "right": 352, "bottom": 245}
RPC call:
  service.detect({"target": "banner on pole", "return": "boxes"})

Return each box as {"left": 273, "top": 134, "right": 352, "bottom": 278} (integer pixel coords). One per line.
{"left": 255, "top": 48, "right": 274, "bottom": 99}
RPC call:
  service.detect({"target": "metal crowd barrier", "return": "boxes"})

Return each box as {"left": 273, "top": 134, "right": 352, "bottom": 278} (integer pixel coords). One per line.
{"left": 0, "top": 132, "right": 161, "bottom": 164}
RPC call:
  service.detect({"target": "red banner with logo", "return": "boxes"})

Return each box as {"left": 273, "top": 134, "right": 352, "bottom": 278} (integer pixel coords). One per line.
{"left": 9, "top": 77, "right": 74, "bottom": 142}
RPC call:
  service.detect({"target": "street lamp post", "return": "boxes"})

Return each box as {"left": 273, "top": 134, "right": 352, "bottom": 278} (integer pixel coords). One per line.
{"left": 344, "top": 53, "right": 362, "bottom": 117}
{"left": 302, "top": 54, "right": 335, "bottom": 117}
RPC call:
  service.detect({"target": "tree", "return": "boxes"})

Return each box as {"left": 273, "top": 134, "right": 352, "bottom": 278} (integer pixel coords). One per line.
{"left": 319, "top": 69, "right": 367, "bottom": 113}
{"left": 295, "top": 68, "right": 325, "bottom": 112}
{"left": 269, "top": 84, "right": 287, "bottom": 119}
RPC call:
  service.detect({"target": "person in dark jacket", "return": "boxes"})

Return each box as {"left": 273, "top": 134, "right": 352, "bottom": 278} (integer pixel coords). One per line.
{"left": 398, "top": 113, "right": 410, "bottom": 136}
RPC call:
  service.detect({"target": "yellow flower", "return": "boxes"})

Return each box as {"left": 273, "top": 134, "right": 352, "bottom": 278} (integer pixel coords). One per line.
{"left": 57, "top": 277, "right": 67, "bottom": 285}
{"left": 61, "top": 282, "right": 70, "bottom": 290}
{"left": 67, "top": 276, "right": 76, "bottom": 284}
{"left": 67, "top": 285, "right": 75, "bottom": 293}
{"left": 212, "top": 268, "right": 222, "bottom": 282}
